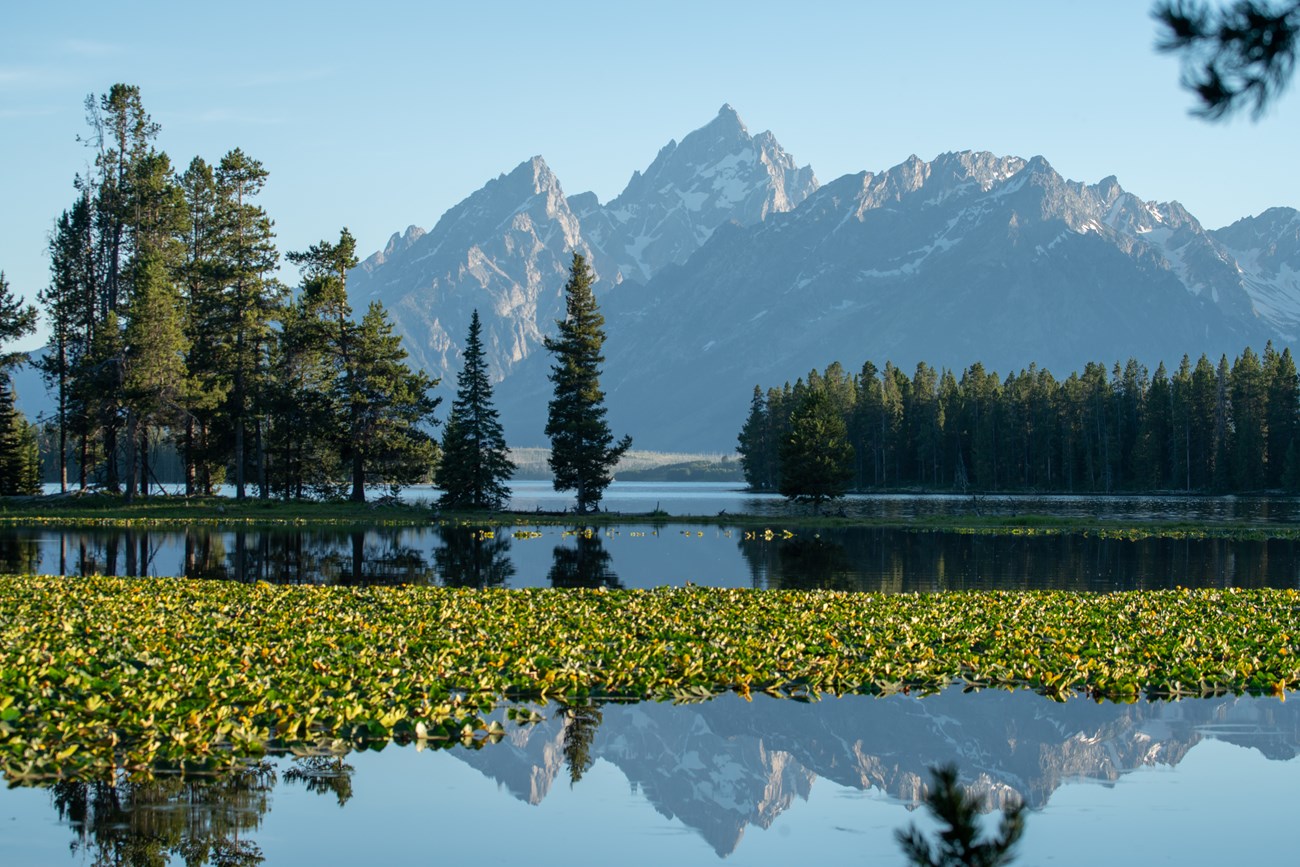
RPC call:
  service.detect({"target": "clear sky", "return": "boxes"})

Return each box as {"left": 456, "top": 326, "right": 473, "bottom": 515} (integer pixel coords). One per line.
{"left": 3, "top": 0, "right": 1299, "bottom": 351}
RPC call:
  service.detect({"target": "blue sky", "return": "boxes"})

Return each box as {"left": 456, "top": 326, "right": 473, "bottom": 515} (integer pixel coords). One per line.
{"left": 3, "top": 1, "right": 1299, "bottom": 350}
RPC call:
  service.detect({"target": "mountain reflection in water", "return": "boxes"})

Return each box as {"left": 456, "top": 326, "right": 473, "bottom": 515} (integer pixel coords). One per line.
{"left": 4, "top": 691, "right": 1296, "bottom": 864}
{"left": 4, "top": 524, "right": 1300, "bottom": 591}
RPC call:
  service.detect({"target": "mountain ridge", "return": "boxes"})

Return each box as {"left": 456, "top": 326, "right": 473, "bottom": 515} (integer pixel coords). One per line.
{"left": 327, "top": 114, "right": 1300, "bottom": 450}
{"left": 16, "top": 107, "right": 1300, "bottom": 452}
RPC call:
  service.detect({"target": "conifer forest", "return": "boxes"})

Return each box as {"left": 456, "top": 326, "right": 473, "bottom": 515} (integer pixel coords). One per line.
{"left": 738, "top": 348, "right": 1300, "bottom": 496}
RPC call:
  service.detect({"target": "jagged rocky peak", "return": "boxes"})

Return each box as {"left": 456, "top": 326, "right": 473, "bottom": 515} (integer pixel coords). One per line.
{"left": 591, "top": 104, "right": 818, "bottom": 283}
{"left": 505, "top": 155, "right": 560, "bottom": 195}
{"left": 616, "top": 103, "right": 817, "bottom": 208}
{"left": 428, "top": 154, "right": 585, "bottom": 258}
{"left": 495, "top": 155, "right": 572, "bottom": 218}
{"left": 1212, "top": 206, "right": 1300, "bottom": 338}
{"left": 927, "top": 151, "right": 1027, "bottom": 191}
{"left": 359, "top": 224, "right": 427, "bottom": 273}
{"left": 566, "top": 190, "right": 601, "bottom": 219}
{"left": 1214, "top": 206, "right": 1300, "bottom": 260}
{"left": 837, "top": 150, "right": 1027, "bottom": 215}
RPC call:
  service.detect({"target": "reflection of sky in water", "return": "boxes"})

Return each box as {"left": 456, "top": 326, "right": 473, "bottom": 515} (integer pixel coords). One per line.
{"left": 8, "top": 521, "right": 1300, "bottom": 591}
{"left": 37, "top": 480, "right": 1300, "bottom": 522}
{"left": 2, "top": 693, "right": 1296, "bottom": 865}
{"left": 3, "top": 741, "right": 1288, "bottom": 866}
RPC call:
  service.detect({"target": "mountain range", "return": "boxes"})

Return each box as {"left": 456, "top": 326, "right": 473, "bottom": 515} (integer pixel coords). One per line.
{"left": 14, "top": 105, "right": 1299, "bottom": 453}
{"left": 454, "top": 691, "right": 1298, "bottom": 858}
{"left": 349, "top": 104, "right": 1300, "bottom": 452}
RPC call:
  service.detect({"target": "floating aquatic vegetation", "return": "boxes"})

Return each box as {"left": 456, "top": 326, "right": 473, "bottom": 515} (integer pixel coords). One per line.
{"left": 1, "top": 575, "right": 1296, "bottom": 781}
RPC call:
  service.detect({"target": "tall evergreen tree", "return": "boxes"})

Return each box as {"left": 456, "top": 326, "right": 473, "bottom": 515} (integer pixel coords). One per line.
{"left": 737, "top": 386, "right": 777, "bottom": 491}
{"left": 176, "top": 156, "right": 229, "bottom": 494}
{"left": 0, "top": 377, "right": 41, "bottom": 496}
{"left": 544, "top": 253, "right": 631, "bottom": 514}
{"left": 435, "top": 310, "right": 515, "bottom": 510}
{"left": 0, "top": 271, "right": 40, "bottom": 496}
{"left": 0, "top": 271, "right": 37, "bottom": 361}
{"left": 286, "top": 230, "right": 439, "bottom": 502}
{"left": 1229, "top": 346, "right": 1268, "bottom": 490}
{"left": 1137, "top": 362, "right": 1173, "bottom": 489}
{"left": 80, "top": 85, "right": 163, "bottom": 491}
{"left": 778, "top": 388, "right": 854, "bottom": 509}
{"left": 121, "top": 251, "right": 189, "bottom": 500}
{"left": 213, "top": 148, "right": 281, "bottom": 499}
{"left": 1266, "top": 345, "right": 1300, "bottom": 489}
{"left": 342, "top": 303, "right": 440, "bottom": 501}
{"left": 39, "top": 206, "right": 93, "bottom": 491}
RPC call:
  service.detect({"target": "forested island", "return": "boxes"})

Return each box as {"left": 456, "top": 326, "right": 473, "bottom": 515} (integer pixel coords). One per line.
{"left": 739, "top": 348, "right": 1300, "bottom": 499}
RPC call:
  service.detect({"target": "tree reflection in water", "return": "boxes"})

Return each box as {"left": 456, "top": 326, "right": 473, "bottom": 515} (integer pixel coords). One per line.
{"left": 434, "top": 527, "right": 515, "bottom": 588}
{"left": 560, "top": 701, "right": 604, "bottom": 785}
{"left": 213, "top": 529, "right": 437, "bottom": 585}
{"left": 0, "top": 534, "right": 38, "bottom": 575}
{"left": 9, "top": 692, "right": 1298, "bottom": 863}
{"left": 50, "top": 762, "right": 275, "bottom": 866}
{"left": 547, "top": 531, "right": 622, "bottom": 588}
{"left": 282, "top": 756, "right": 356, "bottom": 807}
{"left": 45, "top": 755, "right": 361, "bottom": 863}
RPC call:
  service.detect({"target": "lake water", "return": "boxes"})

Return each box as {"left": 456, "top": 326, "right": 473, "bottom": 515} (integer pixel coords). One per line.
{"left": 43, "top": 479, "right": 1300, "bottom": 522}
{"left": 4, "top": 521, "right": 1298, "bottom": 591}
{"left": 418, "top": 480, "right": 1300, "bottom": 523}
{"left": 6, "top": 485, "right": 1299, "bottom": 864}
{"left": 1, "top": 689, "right": 1295, "bottom": 865}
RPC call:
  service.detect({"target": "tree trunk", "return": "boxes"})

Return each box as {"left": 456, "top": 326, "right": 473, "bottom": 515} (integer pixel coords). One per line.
{"left": 235, "top": 417, "right": 246, "bottom": 500}
{"left": 123, "top": 413, "right": 137, "bottom": 503}
{"left": 351, "top": 450, "right": 365, "bottom": 502}
{"left": 184, "top": 417, "right": 196, "bottom": 496}
{"left": 139, "top": 430, "right": 150, "bottom": 498}
{"left": 256, "top": 417, "right": 268, "bottom": 500}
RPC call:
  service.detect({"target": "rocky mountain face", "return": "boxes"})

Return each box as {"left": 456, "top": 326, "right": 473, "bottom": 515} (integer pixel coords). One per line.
{"left": 343, "top": 108, "right": 1296, "bottom": 451}
{"left": 346, "top": 156, "right": 593, "bottom": 384}
{"left": 594, "top": 149, "right": 1282, "bottom": 448}
{"left": 1211, "top": 207, "right": 1300, "bottom": 340}
{"left": 344, "top": 104, "right": 813, "bottom": 431}
{"left": 573, "top": 104, "right": 818, "bottom": 285}
{"left": 451, "top": 692, "right": 1298, "bottom": 858}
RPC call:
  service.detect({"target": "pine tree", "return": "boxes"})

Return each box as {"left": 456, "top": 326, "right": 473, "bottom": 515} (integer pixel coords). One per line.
{"left": 176, "top": 156, "right": 230, "bottom": 495}
{"left": 1229, "top": 346, "right": 1268, "bottom": 490}
{"left": 896, "top": 763, "right": 1025, "bottom": 867}
{"left": 287, "top": 230, "right": 440, "bottom": 502}
{"left": 0, "top": 271, "right": 37, "bottom": 360}
{"left": 560, "top": 702, "right": 603, "bottom": 786}
{"left": 213, "top": 148, "right": 281, "bottom": 499}
{"left": 0, "top": 376, "right": 41, "bottom": 495}
{"left": 39, "top": 206, "right": 92, "bottom": 492}
{"left": 1266, "top": 346, "right": 1300, "bottom": 489}
{"left": 1, "top": 271, "right": 41, "bottom": 495}
{"left": 737, "top": 385, "right": 776, "bottom": 491}
{"left": 342, "top": 303, "right": 440, "bottom": 501}
{"left": 435, "top": 310, "right": 515, "bottom": 510}
{"left": 778, "top": 388, "right": 854, "bottom": 509}
{"left": 544, "top": 253, "right": 631, "bottom": 514}
{"left": 122, "top": 250, "right": 189, "bottom": 499}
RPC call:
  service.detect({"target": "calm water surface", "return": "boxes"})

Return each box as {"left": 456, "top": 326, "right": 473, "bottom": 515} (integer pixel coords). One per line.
{"left": 438, "top": 480, "right": 1300, "bottom": 523}
{"left": 9, "top": 484, "right": 1298, "bottom": 864}
{"left": 1, "top": 690, "right": 1295, "bottom": 865}
{"left": 43, "top": 479, "right": 1300, "bottom": 522}
{"left": 4, "top": 522, "right": 1298, "bottom": 591}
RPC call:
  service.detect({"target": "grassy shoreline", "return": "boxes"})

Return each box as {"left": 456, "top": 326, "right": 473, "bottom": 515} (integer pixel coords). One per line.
{"left": 2, "top": 575, "right": 1297, "bottom": 780}
{"left": 3, "top": 492, "right": 1300, "bottom": 540}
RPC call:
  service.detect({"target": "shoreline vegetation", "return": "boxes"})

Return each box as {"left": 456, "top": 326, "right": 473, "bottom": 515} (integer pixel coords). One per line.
{"left": 1, "top": 575, "right": 1297, "bottom": 781}
{"left": 3, "top": 491, "right": 1300, "bottom": 540}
